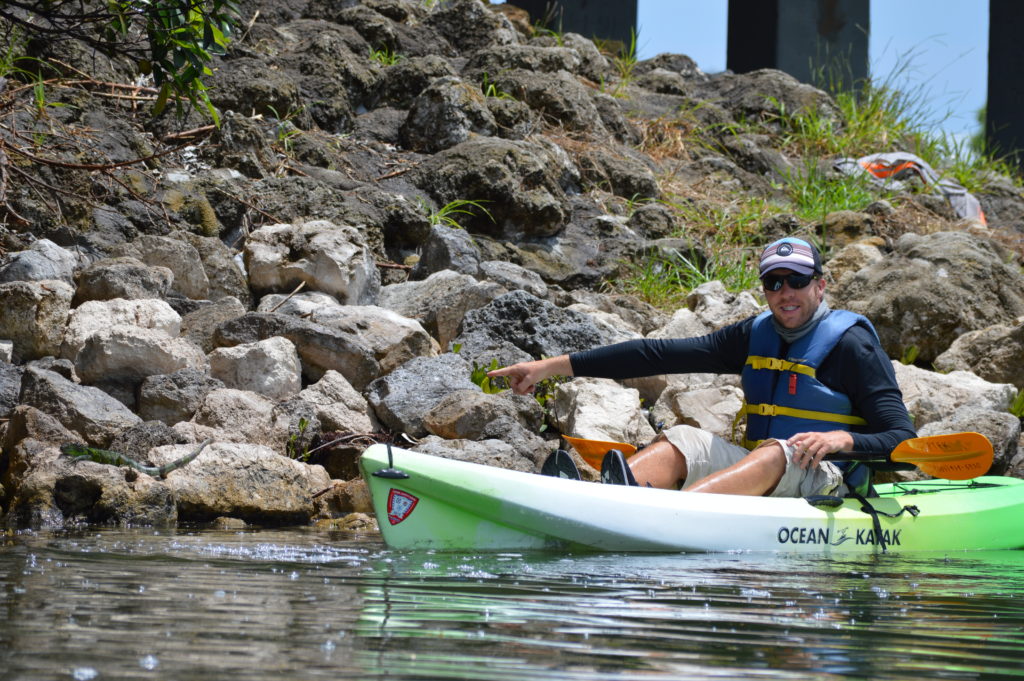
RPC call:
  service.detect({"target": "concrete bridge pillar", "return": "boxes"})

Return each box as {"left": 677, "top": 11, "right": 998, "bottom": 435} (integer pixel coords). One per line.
{"left": 726, "top": 0, "right": 870, "bottom": 89}
{"left": 511, "top": 0, "right": 638, "bottom": 49}
{"left": 988, "top": 0, "right": 1024, "bottom": 165}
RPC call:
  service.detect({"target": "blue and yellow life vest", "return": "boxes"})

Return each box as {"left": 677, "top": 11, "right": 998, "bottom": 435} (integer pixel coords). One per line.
{"left": 740, "top": 309, "right": 877, "bottom": 449}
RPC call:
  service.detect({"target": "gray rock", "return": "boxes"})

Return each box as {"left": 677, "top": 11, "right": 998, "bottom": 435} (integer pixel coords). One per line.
{"left": 373, "top": 55, "right": 458, "bottom": 108}
{"left": 72, "top": 257, "right": 173, "bottom": 305}
{"left": 19, "top": 367, "right": 142, "bottom": 447}
{"left": 366, "top": 353, "right": 478, "bottom": 437}
{"left": 0, "top": 239, "right": 79, "bottom": 285}
{"left": 426, "top": 0, "right": 518, "bottom": 55}
{"left": 111, "top": 234, "right": 210, "bottom": 300}
{"left": 831, "top": 231, "right": 1024, "bottom": 363}
{"left": 152, "top": 441, "right": 332, "bottom": 524}
{"left": 410, "top": 224, "right": 482, "bottom": 278}
{"left": 0, "top": 361, "right": 23, "bottom": 419}
{"left": 0, "top": 280, "right": 74, "bottom": 363}
{"left": 413, "top": 137, "right": 579, "bottom": 239}
{"left": 934, "top": 320, "right": 1024, "bottom": 388}
{"left": 455, "top": 290, "right": 607, "bottom": 359}
{"left": 139, "top": 368, "right": 225, "bottom": 425}
{"left": 401, "top": 76, "right": 497, "bottom": 153}
{"left": 213, "top": 312, "right": 380, "bottom": 390}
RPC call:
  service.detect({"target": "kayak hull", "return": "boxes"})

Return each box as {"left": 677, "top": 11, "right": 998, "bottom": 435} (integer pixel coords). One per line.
{"left": 359, "top": 444, "right": 1024, "bottom": 554}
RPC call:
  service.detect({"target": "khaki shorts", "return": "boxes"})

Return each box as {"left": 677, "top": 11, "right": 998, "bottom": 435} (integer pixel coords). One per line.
{"left": 661, "top": 424, "right": 847, "bottom": 498}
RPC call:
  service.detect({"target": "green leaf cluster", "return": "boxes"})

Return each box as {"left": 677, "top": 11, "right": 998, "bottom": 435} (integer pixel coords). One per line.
{"left": 105, "top": 0, "right": 240, "bottom": 123}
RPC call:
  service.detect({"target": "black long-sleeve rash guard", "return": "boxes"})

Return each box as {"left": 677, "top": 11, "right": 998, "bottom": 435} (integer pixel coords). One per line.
{"left": 569, "top": 315, "right": 917, "bottom": 456}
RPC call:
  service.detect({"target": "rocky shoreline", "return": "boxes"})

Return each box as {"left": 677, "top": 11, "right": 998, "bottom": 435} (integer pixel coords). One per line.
{"left": 1, "top": 0, "right": 1022, "bottom": 531}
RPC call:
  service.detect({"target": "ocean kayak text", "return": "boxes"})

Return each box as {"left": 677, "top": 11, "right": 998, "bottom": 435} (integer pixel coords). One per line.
{"left": 776, "top": 526, "right": 901, "bottom": 547}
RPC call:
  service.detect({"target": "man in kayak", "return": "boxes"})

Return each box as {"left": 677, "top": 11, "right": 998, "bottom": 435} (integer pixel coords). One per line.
{"left": 487, "top": 237, "right": 916, "bottom": 498}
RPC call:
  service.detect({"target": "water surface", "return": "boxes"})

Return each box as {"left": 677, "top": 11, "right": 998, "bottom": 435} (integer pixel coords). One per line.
{"left": 2, "top": 528, "right": 1022, "bottom": 680}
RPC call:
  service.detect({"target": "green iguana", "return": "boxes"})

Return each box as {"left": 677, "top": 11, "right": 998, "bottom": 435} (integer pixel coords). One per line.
{"left": 61, "top": 438, "right": 213, "bottom": 479}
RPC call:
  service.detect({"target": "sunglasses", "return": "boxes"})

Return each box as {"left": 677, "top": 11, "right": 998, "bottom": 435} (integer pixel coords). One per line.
{"left": 761, "top": 272, "right": 816, "bottom": 292}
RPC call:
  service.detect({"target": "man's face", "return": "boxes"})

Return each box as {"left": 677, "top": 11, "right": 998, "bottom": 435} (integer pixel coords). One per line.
{"left": 762, "top": 268, "right": 826, "bottom": 329}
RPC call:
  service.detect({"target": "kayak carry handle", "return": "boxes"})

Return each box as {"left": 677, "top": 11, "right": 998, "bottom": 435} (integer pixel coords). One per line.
{"left": 372, "top": 443, "right": 410, "bottom": 479}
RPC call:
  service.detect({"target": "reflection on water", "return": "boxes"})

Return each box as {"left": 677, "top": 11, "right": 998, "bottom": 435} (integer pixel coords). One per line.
{"left": 1, "top": 528, "right": 1022, "bottom": 680}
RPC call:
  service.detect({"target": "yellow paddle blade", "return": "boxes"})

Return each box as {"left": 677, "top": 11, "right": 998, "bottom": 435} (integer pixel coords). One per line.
{"left": 891, "top": 432, "right": 993, "bottom": 480}
{"left": 562, "top": 435, "right": 637, "bottom": 470}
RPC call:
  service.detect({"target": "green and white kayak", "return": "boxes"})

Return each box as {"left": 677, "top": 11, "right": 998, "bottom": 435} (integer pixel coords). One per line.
{"left": 359, "top": 444, "right": 1024, "bottom": 554}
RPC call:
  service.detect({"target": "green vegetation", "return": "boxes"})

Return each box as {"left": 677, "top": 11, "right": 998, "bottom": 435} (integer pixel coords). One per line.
{"left": 1010, "top": 389, "right": 1024, "bottom": 419}
{"left": 481, "top": 73, "right": 514, "bottom": 100}
{"left": 597, "top": 28, "right": 639, "bottom": 98}
{"left": 899, "top": 345, "right": 920, "bottom": 366}
{"left": 426, "top": 199, "right": 494, "bottom": 229}
{"left": 287, "top": 418, "right": 311, "bottom": 462}
{"left": 0, "top": 0, "right": 240, "bottom": 123}
{"left": 369, "top": 46, "right": 402, "bottom": 66}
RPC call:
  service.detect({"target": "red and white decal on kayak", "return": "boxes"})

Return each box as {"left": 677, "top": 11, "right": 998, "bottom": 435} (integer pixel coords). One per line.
{"left": 387, "top": 489, "right": 419, "bottom": 525}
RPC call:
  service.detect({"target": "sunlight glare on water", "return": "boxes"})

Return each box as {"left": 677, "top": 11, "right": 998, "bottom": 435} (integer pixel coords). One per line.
{"left": 1, "top": 528, "right": 1022, "bottom": 680}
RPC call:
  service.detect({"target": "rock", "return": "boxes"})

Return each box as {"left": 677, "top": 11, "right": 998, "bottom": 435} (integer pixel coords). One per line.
{"left": 831, "top": 231, "right": 1024, "bottom": 363}
{"left": 455, "top": 290, "right": 608, "bottom": 359}
{"left": 72, "top": 257, "right": 174, "bottom": 305}
{"left": 413, "top": 435, "right": 541, "bottom": 473}
{"left": 422, "top": 388, "right": 544, "bottom": 444}
{"left": 478, "top": 260, "right": 547, "bottom": 298}
{"left": 186, "top": 388, "right": 276, "bottom": 446}
{"left": 0, "top": 361, "right": 22, "bottom": 418}
{"left": 893, "top": 362, "right": 1017, "bottom": 429}
{"left": 151, "top": 441, "right": 332, "bottom": 524}
{"left": 209, "top": 336, "right": 303, "bottom": 401}
{"left": 0, "top": 239, "right": 79, "bottom": 285}
{"left": 298, "top": 370, "right": 378, "bottom": 433}
{"left": 412, "top": 137, "right": 579, "bottom": 239}
{"left": 933, "top": 319, "right": 1024, "bottom": 388}
{"left": 61, "top": 298, "right": 182, "bottom": 362}
{"left": 19, "top": 366, "right": 142, "bottom": 447}
{"left": 244, "top": 220, "right": 381, "bottom": 305}
{"left": 651, "top": 380, "right": 745, "bottom": 442}
{"left": 373, "top": 55, "right": 457, "bottom": 108}
{"left": 179, "top": 296, "right": 248, "bottom": 354}
{"left": 400, "top": 76, "right": 497, "bottom": 153}
{"left": 75, "top": 327, "right": 208, "bottom": 388}
{"left": 548, "top": 378, "right": 657, "bottom": 447}
{"left": 366, "top": 353, "right": 478, "bottom": 437}
{"left": 111, "top": 234, "right": 210, "bottom": 300}
{"left": 139, "top": 368, "right": 225, "bottom": 425}
{"left": 426, "top": 0, "right": 519, "bottom": 55}
{"left": 213, "top": 312, "right": 380, "bottom": 390}
{"left": 410, "top": 224, "right": 483, "bottom": 279}
{"left": 0, "top": 280, "right": 74, "bottom": 363}
{"left": 379, "top": 269, "right": 505, "bottom": 348}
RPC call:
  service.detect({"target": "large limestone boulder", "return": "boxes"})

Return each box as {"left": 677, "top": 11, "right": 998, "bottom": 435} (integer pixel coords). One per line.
{"left": 933, "top": 319, "right": 1024, "bottom": 389}
{"left": 151, "top": 441, "right": 332, "bottom": 524}
{"left": 208, "top": 336, "right": 302, "bottom": 401}
{"left": 61, "top": 298, "right": 182, "bottom": 362}
{"left": 0, "top": 239, "right": 79, "bottom": 285}
{"left": 244, "top": 220, "right": 380, "bottom": 305}
{"left": 19, "top": 367, "right": 142, "bottom": 447}
{"left": 548, "top": 378, "right": 657, "bottom": 448}
{"left": 0, "top": 280, "right": 73, "bottom": 363}
{"left": 831, "top": 232, "right": 1024, "bottom": 363}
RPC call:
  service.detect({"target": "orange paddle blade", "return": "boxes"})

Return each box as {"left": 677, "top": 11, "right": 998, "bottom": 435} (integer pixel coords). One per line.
{"left": 890, "top": 432, "right": 993, "bottom": 480}
{"left": 562, "top": 435, "right": 637, "bottom": 470}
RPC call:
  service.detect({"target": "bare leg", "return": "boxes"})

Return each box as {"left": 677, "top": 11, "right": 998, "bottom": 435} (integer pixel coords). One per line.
{"left": 686, "top": 443, "right": 786, "bottom": 496}
{"left": 628, "top": 439, "right": 688, "bottom": 489}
